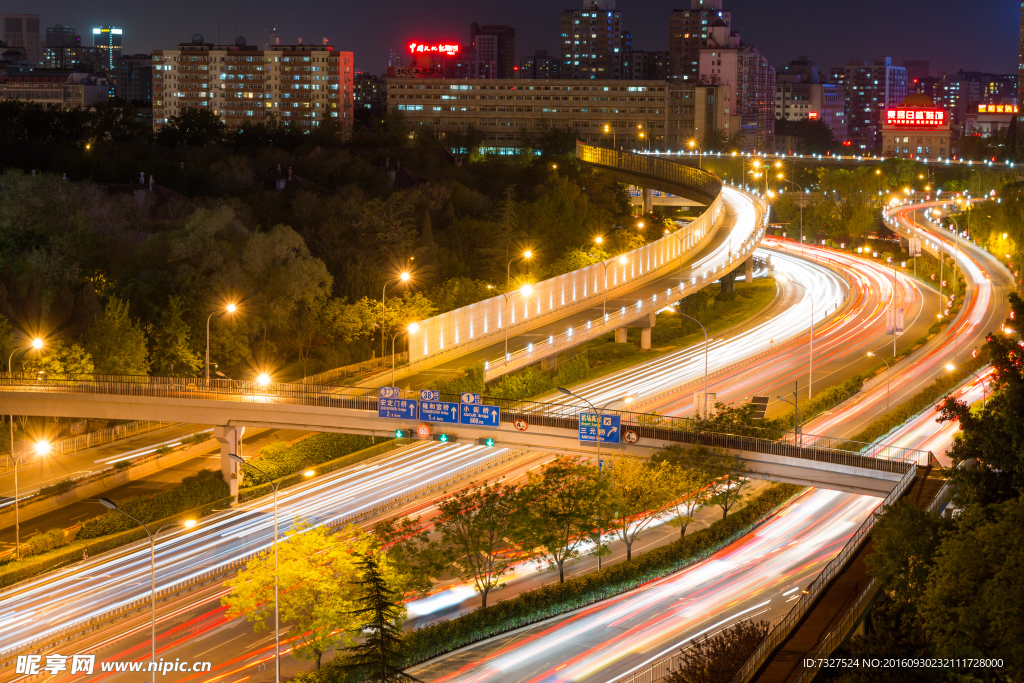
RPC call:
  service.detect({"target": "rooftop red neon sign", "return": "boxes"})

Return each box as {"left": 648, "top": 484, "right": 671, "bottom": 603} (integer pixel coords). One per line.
{"left": 885, "top": 108, "right": 947, "bottom": 127}
{"left": 408, "top": 42, "right": 460, "bottom": 56}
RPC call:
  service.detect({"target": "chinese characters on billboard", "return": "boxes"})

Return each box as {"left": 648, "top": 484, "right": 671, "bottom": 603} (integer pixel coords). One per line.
{"left": 407, "top": 42, "right": 460, "bottom": 56}
{"left": 978, "top": 104, "right": 1019, "bottom": 114}
{"left": 885, "top": 108, "right": 947, "bottom": 127}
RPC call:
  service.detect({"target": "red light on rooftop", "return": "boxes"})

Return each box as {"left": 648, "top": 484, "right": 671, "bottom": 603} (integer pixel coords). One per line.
{"left": 807, "top": 111, "right": 818, "bottom": 120}
{"left": 842, "top": 140, "right": 852, "bottom": 146}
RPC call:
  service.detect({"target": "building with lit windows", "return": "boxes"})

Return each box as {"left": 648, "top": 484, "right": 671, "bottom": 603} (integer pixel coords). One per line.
{"left": 668, "top": 0, "right": 731, "bottom": 82}
{"left": 775, "top": 56, "right": 847, "bottom": 143}
{"left": 880, "top": 94, "right": 950, "bottom": 160}
{"left": 116, "top": 54, "right": 152, "bottom": 103}
{"left": 386, "top": 76, "right": 731, "bottom": 153}
{"left": 519, "top": 50, "right": 562, "bottom": 79}
{"left": 92, "top": 27, "right": 122, "bottom": 72}
{"left": 153, "top": 37, "right": 354, "bottom": 134}
{"left": 830, "top": 57, "right": 906, "bottom": 151}
{"left": 560, "top": 0, "right": 626, "bottom": 79}
{"left": 965, "top": 102, "right": 1020, "bottom": 137}
{"left": 470, "top": 23, "right": 515, "bottom": 79}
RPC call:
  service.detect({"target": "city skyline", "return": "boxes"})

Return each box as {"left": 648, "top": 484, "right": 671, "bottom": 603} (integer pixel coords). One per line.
{"left": 18, "top": 0, "right": 1020, "bottom": 76}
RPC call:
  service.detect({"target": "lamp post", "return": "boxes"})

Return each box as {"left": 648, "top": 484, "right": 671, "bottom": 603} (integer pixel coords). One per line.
{"left": 597, "top": 255, "right": 629, "bottom": 319}
{"left": 381, "top": 272, "right": 411, "bottom": 360}
{"left": 556, "top": 387, "right": 633, "bottom": 571}
{"left": 97, "top": 497, "right": 196, "bottom": 666}
{"left": 946, "top": 213, "right": 962, "bottom": 359}
{"left": 604, "top": 124, "right": 616, "bottom": 150}
{"left": 206, "top": 303, "right": 237, "bottom": 380}
{"left": 502, "top": 284, "right": 533, "bottom": 362}
{"left": 688, "top": 139, "right": 703, "bottom": 169}
{"left": 946, "top": 363, "right": 986, "bottom": 406}
{"left": 8, "top": 336, "right": 44, "bottom": 560}
{"left": 507, "top": 251, "right": 532, "bottom": 289}
{"left": 391, "top": 323, "right": 419, "bottom": 386}
{"left": 867, "top": 352, "right": 891, "bottom": 411}
{"left": 676, "top": 311, "right": 709, "bottom": 417}
{"left": 227, "top": 453, "right": 281, "bottom": 683}
{"left": 776, "top": 381, "right": 802, "bottom": 446}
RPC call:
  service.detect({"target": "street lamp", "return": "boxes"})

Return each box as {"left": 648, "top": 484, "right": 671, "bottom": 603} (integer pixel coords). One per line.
{"left": 256, "top": 373, "right": 271, "bottom": 387}
{"left": 946, "top": 363, "right": 986, "bottom": 406}
{"left": 502, "top": 284, "right": 533, "bottom": 362}
{"left": 676, "top": 312, "right": 710, "bottom": 416}
{"left": 8, "top": 336, "right": 44, "bottom": 560}
{"left": 866, "top": 352, "right": 891, "bottom": 411}
{"left": 391, "top": 322, "right": 419, "bottom": 385}
{"left": 97, "top": 497, "right": 195, "bottom": 667}
{"left": 206, "top": 303, "right": 238, "bottom": 380}
{"left": 227, "top": 452, "right": 281, "bottom": 683}
{"left": 381, "top": 271, "right": 411, "bottom": 360}
{"left": 688, "top": 139, "right": 703, "bottom": 169}
{"left": 556, "top": 387, "right": 634, "bottom": 571}
{"left": 604, "top": 124, "right": 616, "bottom": 149}
{"left": 597, "top": 255, "right": 629, "bottom": 319}
{"left": 776, "top": 381, "right": 802, "bottom": 446}
{"left": 507, "top": 250, "right": 532, "bottom": 289}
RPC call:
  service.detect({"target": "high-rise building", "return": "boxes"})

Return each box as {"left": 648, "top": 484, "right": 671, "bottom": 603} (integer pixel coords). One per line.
{"left": 698, "top": 21, "right": 774, "bottom": 151}
{"left": 519, "top": 49, "right": 562, "bottom": 79}
{"left": 903, "top": 60, "right": 929, "bottom": 83}
{"left": 93, "top": 26, "right": 123, "bottom": 71}
{"left": 668, "top": 0, "right": 731, "bottom": 82}
{"left": 775, "top": 57, "right": 847, "bottom": 144}
{"left": 42, "top": 45, "right": 105, "bottom": 71}
{"left": 470, "top": 23, "right": 515, "bottom": 79}
{"left": 560, "top": 0, "right": 626, "bottom": 79}
{"left": 626, "top": 50, "right": 669, "bottom": 80}
{"left": 116, "top": 54, "right": 152, "bottom": 103}
{"left": 153, "top": 37, "right": 354, "bottom": 135}
{"left": 830, "top": 57, "right": 907, "bottom": 151}
{"left": 353, "top": 72, "right": 386, "bottom": 123}
{"left": 45, "top": 25, "right": 79, "bottom": 47}
{"left": 2, "top": 14, "right": 41, "bottom": 65}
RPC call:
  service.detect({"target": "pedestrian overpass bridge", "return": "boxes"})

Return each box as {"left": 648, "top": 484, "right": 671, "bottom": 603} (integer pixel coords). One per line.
{"left": 2, "top": 374, "right": 925, "bottom": 499}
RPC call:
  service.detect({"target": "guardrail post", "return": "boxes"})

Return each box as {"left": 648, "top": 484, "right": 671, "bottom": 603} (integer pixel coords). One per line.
{"left": 212, "top": 425, "right": 245, "bottom": 502}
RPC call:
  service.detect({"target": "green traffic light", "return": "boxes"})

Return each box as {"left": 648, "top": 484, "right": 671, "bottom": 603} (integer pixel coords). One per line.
{"left": 478, "top": 437, "right": 495, "bottom": 447}
{"left": 395, "top": 429, "right": 404, "bottom": 438}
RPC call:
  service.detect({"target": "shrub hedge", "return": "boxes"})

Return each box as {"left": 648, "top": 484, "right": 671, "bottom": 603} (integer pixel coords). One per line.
{"left": 78, "top": 469, "right": 229, "bottom": 539}
{"left": 399, "top": 483, "right": 804, "bottom": 666}
{"left": 37, "top": 478, "right": 76, "bottom": 497}
{"left": 240, "top": 432, "right": 383, "bottom": 483}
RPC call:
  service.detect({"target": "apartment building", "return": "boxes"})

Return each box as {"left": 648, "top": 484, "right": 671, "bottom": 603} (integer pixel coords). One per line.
{"left": 153, "top": 38, "right": 353, "bottom": 134}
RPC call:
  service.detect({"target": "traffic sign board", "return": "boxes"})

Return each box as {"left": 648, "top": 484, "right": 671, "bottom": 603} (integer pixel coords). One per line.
{"left": 419, "top": 399, "right": 459, "bottom": 424}
{"left": 461, "top": 392, "right": 482, "bottom": 405}
{"left": 378, "top": 387, "right": 417, "bottom": 420}
{"left": 420, "top": 390, "right": 441, "bottom": 402}
{"left": 513, "top": 418, "right": 529, "bottom": 431}
{"left": 579, "top": 413, "right": 621, "bottom": 444}
{"left": 459, "top": 403, "right": 500, "bottom": 427}
{"left": 623, "top": 429, "right": 639, "bottom": 444}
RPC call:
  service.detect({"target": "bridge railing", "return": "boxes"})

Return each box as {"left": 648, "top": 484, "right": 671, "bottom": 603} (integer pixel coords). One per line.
{"left": 0, "top": 373, "right": 922, "bottom": 471}
{"left": 730, "top": 462, "right": 919, "bottom": 683}
{"left": 579, "top": 144, "right": 724, "bottom": 200}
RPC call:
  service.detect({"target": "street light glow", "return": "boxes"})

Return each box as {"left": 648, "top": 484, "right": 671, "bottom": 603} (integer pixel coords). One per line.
{"left": 31, "top": 338, "right": 44, "bottom": 350}
{"left": 257, "top": 373, "right": 271, "bottom": 387}
{"left": 183, "top": 519, "right": 197, "bottom": 528}
{"left": 618, "top": 255, "right": 628, "bottom": 265}
{"left": 303, "top": 470, "right": 315, "bottom": 478}
{"left": 34, "top": 440, "right": 51, "bottom": 456}
{"left": 595, "top": 236, "right": 603, "bottom": 244}
{"left": 523, "top": 250, "right": 532, "bottom": 259}
{"left": 226, "top": 303, "right": 237, "bottom": 313}
{"left": 407, "top": 322, "right": 420, "bottom": 334}
{"left": 946, "top": 363, "right": 956, "bottom": 371}
{"left": 399, "top": 272, "right": 411, "bottom": 282}
{"left": 520, "top": 284, "right": 533, "bottom": 295}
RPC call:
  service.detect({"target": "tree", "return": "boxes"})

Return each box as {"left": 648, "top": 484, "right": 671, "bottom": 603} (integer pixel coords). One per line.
{"left": 151, "top": 295, "right": 202, "bottom": 376}
{"left": 513, "top": 457, "right": 608, "bottom": 582}
{"left": 665, "top": 620, "right": 769, "bottom": 683}
{"left": 433, "top": 482, "right": 522, "bottom": 607}
{"left": 20, "top": 341, "right": 94, "bottom": 375}
{"left": 865, "top": 498, "right": 946, "bottom": 605}
{"left": 656, "top": 447, "right": 717, "bottom": 538}
{"left": 338, "top": 553, "right": 420, "bottom": 683}
{"left": 156, "top": 107, "right": 227, "bottom": 147}
{"left": 85, "top": 296, "right": 149, "bottom": 375}
{"left": 606, "top": 457, "right": 670, "bottom": 560}
{"left": 705, "top": 450, "right": 749, "bottom": 519}
{"left": 222, "top": 521, "right": 371, "bottom": 669}
{"left": 917, "top": 496, "right": 1024, "bottom": 672}
{"left": 937, "top": 292, "right": 1024, "bottom": 508}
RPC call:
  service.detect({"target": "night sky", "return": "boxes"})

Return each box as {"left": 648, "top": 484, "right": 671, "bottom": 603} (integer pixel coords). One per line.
{"left": 28, "top": 0, "right": 1021, "bottom": 77}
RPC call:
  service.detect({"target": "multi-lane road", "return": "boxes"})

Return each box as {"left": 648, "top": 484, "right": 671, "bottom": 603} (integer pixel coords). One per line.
{"left": 1, "top": 199, "right": 1010, "bottom": 683}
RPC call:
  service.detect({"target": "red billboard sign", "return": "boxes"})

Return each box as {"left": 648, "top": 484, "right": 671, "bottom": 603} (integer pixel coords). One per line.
{"left": 408, "top": 42, "right": 460, "bottom": 56}
{"left": 885, "top": 108, "right": 947, "bottom": 127}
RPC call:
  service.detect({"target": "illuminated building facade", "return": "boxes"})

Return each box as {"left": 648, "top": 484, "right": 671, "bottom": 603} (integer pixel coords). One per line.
{"left": 153, "top": 38, "right": 353, "bottom": 134}
{"left": 560, "top": 0, "right": 626, "bottom": 79}
{"left": 668, "top": 0, "right": 731, "bottom": 82}
{"left": 386, "top": 76, "right": 731, "bottom": 153}
{"left": 830, "top": 57, "right": 907, "bottom": 151}
{"left": 93, "top": 26, "right": 123, "bottom": 72}
{"left": 880, "top": 94, "right": 950, "bottom": 160}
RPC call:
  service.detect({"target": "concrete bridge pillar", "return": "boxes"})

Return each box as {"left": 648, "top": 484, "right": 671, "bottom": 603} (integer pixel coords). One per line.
{"left": 639, "top": 311, "right": 656, "bottom": 350}
{"left": 745, "top": 255, "right": 754, "bottom": 283}
{"left": 615, "top": 328, "right": 628, "bottom": 344}
{"left": 642, "top": 188, "right": 653, "bottom": 214}
{"left": 213, "top": 425, "right": 245, "bottom": 502}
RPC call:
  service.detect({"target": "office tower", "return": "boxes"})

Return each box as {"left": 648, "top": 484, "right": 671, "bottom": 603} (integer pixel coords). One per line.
{"left": 668, "top": 0, "right": 731, "bottom": 82}
{"left": 45, "top": 25, "right": 79, "bottom": 47}
{"left": 2, "top": 14, "right": 41, "bottom": 65}
{"left": 116, "top": 54, "right": 152, "bottom": 103}
{"left": 560, "top": 0, "right": 625, "bottom": 79}
{"left": 93, "top": 26, "right": 123, "bottom": 71}
{"left": 830, "top": 57, "right": 907, "bottom": 150}
{"left": 470, "top": 23, "right": 515, "bottom": 79}
{"left": 519, "top": 49, "right": 562, "bottom": 79}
